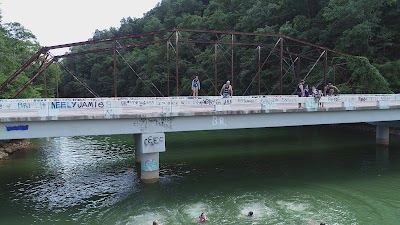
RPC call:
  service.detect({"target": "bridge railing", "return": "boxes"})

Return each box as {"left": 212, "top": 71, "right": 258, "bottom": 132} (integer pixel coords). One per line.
{"left": 0, "top": 94, "right": 400, "bottom": 118}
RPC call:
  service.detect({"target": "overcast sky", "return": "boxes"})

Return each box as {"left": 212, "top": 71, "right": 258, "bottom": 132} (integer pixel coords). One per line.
{"left": 1, "top": 0, "right": 161, "bottom": 54}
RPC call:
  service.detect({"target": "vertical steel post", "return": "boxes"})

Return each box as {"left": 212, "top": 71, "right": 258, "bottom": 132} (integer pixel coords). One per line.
{"left": 215, "top": 44, "right": 218, "bottom": 96}
{"left": 44, "top": 68, "right": 47, "bottom": 98}
{"left": 324, "top": 50, "right": 328, "bottom": 87}
{"left": 333, "top": 65, "right": 336, "bottom": 85}
{"left": 56, "top": 66, "right": 59, "bottom": 98}
{"left": 280, "top": 37, "right": 283, "bottom": 95}
{"left": 296, "top": 57, "right": 301, "bottom": 82}
{"left": 258, "top": 46, "right": 261, "bottom": 95}
{"left": 166, "top": 41, "right": 170, "bottom": 97}
{"left": 113, "top": 41, "right": 117, "bottom": 97}
{"left": 231, "top": 34, "right": 234, "bottom": 84}
{"left": 175, "top": 31, "right": 179, "bottom": 96}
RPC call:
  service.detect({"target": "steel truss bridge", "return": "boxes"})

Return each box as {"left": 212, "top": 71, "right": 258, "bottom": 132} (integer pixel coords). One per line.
{"left": 0, "top": 28, "right": 350, "bottom": 99}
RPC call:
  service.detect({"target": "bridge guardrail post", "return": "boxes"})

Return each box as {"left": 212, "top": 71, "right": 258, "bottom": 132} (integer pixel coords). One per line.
{"left": 305, "top": 98, "right": 318, "bottom": 111}
{"left": 37, "top": 102, "right": 49, "bottom": 117}
{"left": 377, "top": 100, "right": 389, "bottom": 109}
{"left": 162, "top": 99, "right": 174, "bottom": 113}
{"left": 214, "top": 98, "right": 231, "bottom": 111}
{"left": 261, "top": 99, "right": 274, "bottom": 111}
{"left": 104, "top": 101, "right": 118, "bottom": 117}
{"left": 342, "top": 101, "right": 355, "bottom": 110}
{"left": 47, "top": 102, "right": 60, "bottom": 117}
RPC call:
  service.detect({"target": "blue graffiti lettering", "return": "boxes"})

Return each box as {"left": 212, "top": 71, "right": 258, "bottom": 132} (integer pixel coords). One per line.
{"left": 6, "top": 125, "right": 29, "bottom": 131}
{"left": 51, "top": 101, "right": 106, "bottom": 109}
{"left": 18, "top": 103, "right": 30, "bottom": 109}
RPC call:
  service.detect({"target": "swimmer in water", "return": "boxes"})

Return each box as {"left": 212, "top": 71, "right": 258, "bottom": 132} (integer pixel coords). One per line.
{"left": 247, "top": 211, "right": 254, "bottom": 217}
{"left": 152, "top": 221, "right": 162, "bottom": 225}
{"left": 199, "top": 212, "right": 208, "bottom": 222}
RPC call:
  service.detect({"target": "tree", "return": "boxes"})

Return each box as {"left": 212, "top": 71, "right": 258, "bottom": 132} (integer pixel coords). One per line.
{"left": 0, "top": 15, "right": 57, "bottom": 98}
{"left": 54, "top": 0, "right": 400, "bottom": 97}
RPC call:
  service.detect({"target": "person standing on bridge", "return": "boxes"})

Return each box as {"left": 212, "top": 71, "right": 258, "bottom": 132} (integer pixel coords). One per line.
{"left": 312, "top": 86, "right": 323, "bottom": 107}
{"left": 296, "top": 80, "right": 305, "bottom": 108}
{"left": 192, "top": 76, "right": 201, "bottom": 97}
{"left": 220, "top": 80, "right": 233, "bottom": 98}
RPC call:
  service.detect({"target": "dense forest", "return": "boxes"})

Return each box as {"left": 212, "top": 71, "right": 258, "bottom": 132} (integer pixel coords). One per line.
{"left": 1, "top": 0, "right": 400, "bottom": 98}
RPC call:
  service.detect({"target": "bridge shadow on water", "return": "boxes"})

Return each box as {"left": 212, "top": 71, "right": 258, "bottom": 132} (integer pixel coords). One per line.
{"left": 161, "top": 125, "right": 398, "bottom": 184}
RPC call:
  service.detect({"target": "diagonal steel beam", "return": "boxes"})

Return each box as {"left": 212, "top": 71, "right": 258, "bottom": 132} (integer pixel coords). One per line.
{"left": 0, "top": 47, "right": 48, "bottom": 92}
{"left": 10, "top": 58, "right": 56, "bottom": 98}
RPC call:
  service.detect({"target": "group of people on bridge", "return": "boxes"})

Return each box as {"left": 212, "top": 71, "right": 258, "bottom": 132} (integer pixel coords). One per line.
{"left": 191, "top": 76, "right": 338, "bottom": 104}
{"left": 191, "top": 76, "right": 233, "bottom": 98}
{"left": 296, "top": 80, "right": 340, "bottom": 108}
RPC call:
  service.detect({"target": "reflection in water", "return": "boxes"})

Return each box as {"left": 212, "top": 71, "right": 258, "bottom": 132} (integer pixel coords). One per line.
{"left": 0, "top": 127, "right": 400, "bottom": 225}
{"left": 9, "top": 136, "right": 140, "bottom": 223}
{"left": 376, "top": 145, "right": 389, "bottom": 162}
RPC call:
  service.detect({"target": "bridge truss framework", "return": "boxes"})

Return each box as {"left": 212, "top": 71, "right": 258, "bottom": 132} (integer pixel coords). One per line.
{"left": 0, "top": 28, "right": 350, "bottom": 98}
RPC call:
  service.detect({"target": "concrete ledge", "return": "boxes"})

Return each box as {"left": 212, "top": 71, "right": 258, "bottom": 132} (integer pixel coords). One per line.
{"left": 1, "top": 105, "right": 399, "bottom": 123}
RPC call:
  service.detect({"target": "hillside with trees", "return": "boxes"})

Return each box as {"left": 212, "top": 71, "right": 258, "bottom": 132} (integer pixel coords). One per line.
{"left": 1, "top": 0, "right": 400, "bottom": 98}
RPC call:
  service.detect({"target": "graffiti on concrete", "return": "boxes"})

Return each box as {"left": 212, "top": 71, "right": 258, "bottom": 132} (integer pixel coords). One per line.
{"left": 133, "top": 118, "right": 173, "bottom": 131}
{"left": 212, "top": 116, "right": 227, "bottom": 126}
{"left": 144, "top": 135, "right": 164, "bottom": 146}
{"left": 51, "top": 101, "right": 105, "bottom": 109}
{"left": 6, "top": 125, "right": 29, "bottom": 131}
{"left": 142, "top": 159, "right": 158, "bottom": 171}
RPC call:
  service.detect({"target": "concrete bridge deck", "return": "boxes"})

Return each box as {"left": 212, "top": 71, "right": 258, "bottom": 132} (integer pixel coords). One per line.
{"left": 1, "top": 94, "right": 400, "bottom": 121}
{"left": 1, "top": 94, "right": 400, "bottom": 182}
{"left": 0, "top": 94, "right": 399, "bottom": 140}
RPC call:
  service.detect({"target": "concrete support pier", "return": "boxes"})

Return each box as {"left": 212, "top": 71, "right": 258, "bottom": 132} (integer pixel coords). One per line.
{"left": 133, "top": 133, "right": 166, "bottom": 183}
{"left": 376, "top": 125, "right": 389, "bottom": 146}
{"left": 134, "top": 134, "right": 143, "bottom": 165}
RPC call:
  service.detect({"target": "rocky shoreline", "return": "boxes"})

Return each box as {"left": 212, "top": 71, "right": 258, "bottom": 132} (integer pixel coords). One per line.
{"left": 0, "top": 140, "right": 31, "bottom": 159}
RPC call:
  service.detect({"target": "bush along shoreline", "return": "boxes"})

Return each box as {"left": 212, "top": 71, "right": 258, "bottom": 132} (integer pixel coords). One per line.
{"left": 0, "top": 140, "right": 31, "bottom": 159}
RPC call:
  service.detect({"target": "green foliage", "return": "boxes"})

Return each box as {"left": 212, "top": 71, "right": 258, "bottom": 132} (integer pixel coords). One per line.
{"left": 0, "top": 11, "right": 57, "bottom": 99}
{"left": 48, "top": 0, "right": 400, "bottom": 97}
{"left": 375, "top": 60, "right": 400, "bottom": 93}
{"left": 345, "top": 56, "right": 392, "bottom": 94}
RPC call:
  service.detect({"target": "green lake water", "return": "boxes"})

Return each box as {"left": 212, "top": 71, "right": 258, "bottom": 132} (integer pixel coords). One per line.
{"left": 0, "top": 125, "right": 399, "bottom": 225}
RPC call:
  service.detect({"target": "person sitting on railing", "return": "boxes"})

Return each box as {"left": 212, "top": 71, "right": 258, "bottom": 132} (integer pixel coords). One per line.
{"left": 324, "top": 83, "right": 340, "bottom": 96}
{"left": 296, "top": 80, "right": 305, "bottom": 108}
{"left": 220, "top": 80, "right": 233, "bottom": 98}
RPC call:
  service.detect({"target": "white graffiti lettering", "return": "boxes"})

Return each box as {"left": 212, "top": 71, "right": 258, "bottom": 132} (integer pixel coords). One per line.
{"left": 212, "top": 116, "right": 226, "bottom": 126}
